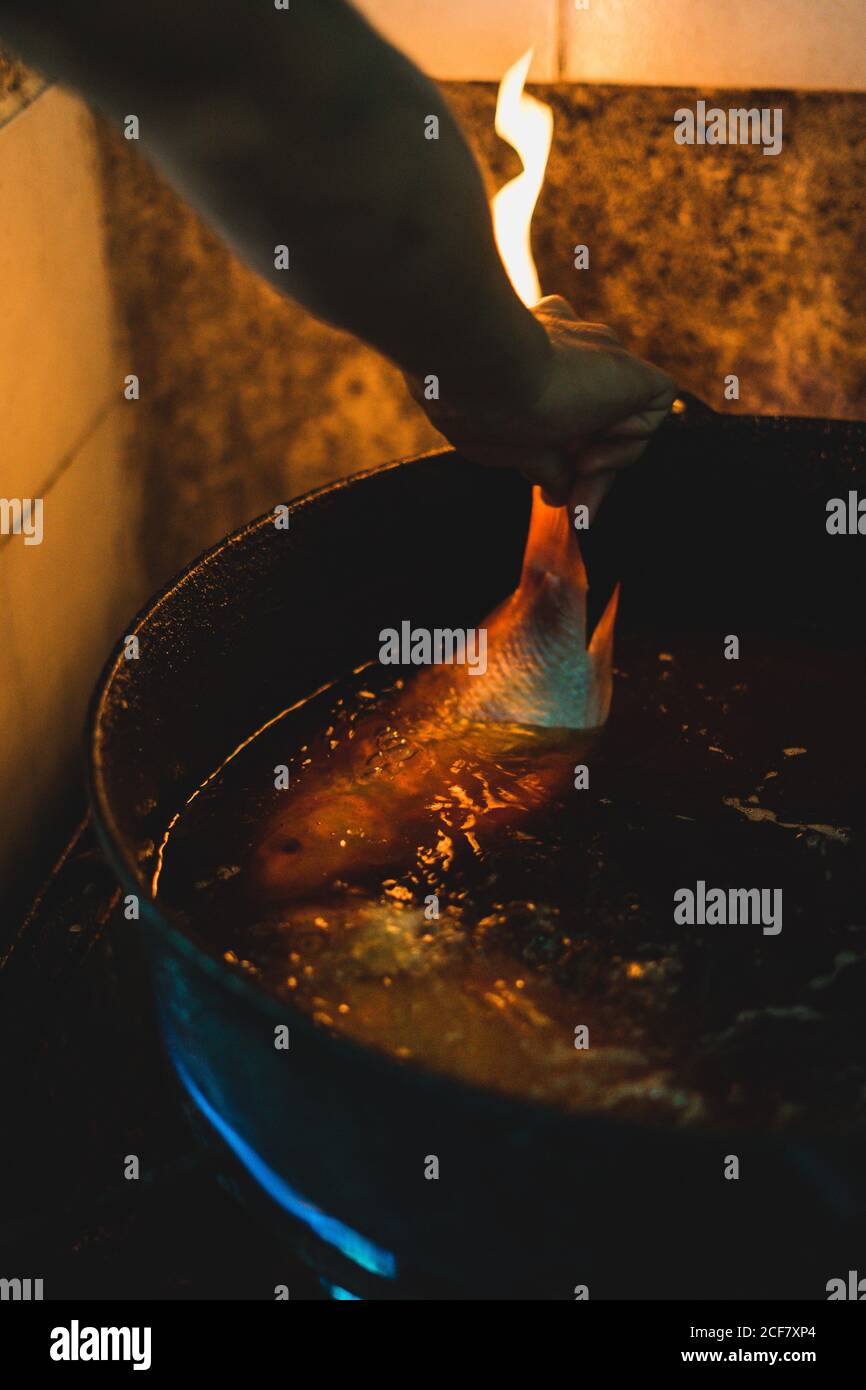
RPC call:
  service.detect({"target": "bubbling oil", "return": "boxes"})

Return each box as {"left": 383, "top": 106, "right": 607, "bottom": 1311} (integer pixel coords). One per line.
{"left": 157, "top": 635, "right": 866, "bottom": 1135}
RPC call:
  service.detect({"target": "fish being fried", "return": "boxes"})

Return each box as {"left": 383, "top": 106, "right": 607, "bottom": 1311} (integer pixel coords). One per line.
{"left": 252, "top": 485, "right": 617, "bottom": 902}
{"left": 420, "top": 486, "right": 618, "bottom": 729}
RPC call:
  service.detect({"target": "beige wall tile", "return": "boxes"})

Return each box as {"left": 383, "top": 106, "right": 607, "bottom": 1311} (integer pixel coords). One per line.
{"left": 564, "top": 0, "right": 866, "bottom": 91}
{"left": 0, "top": 86, "right": 117, "bottom": 501}
{"left": 355, "top": 0, "right": 557, "bottom": 80}
{"left": 0, "top": 406, "right": 145, "bottom": 892}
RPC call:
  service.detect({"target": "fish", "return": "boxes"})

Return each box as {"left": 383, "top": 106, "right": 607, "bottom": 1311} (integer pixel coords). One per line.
{"left": 419, "top": 486, "right": 618, "bottom": 729}
{"left": 251, "top": 485, "right": 618, "bottom": 902}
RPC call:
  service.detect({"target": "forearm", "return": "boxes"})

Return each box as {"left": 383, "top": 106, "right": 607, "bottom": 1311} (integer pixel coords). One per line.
{"left": 0, "top": 0, "right": 550, "bottom": 411}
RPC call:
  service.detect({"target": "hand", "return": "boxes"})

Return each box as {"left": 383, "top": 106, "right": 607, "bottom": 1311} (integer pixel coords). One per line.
{"left": 413, "top": 296, "right": 677, "bottom": 518}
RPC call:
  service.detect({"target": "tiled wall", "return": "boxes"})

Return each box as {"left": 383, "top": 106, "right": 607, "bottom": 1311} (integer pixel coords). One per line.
{"left": 356, "top": 0, "right": 557, "bottom": 82}
{"left": 358, "top": 0, "right": 866, "bottom": 88}
{"left": 0, "top": 79, "right": 146, "bottom": 919}
{"left": 559, "top": 0, "right": 866, "bottom": 91}
{"left": 0, "top": 60, "right": 438, "bottom": 921}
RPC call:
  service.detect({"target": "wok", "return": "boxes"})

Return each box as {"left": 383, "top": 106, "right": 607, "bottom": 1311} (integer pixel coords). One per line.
{"left": 87, "top": 396, "right": 866, "bottom": 1299}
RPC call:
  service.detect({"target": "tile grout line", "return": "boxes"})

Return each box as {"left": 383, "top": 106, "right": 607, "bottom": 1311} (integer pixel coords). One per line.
{"left": 0, "top": 78, "right": 51, "bottom": 137}
{"left": 555, "top": 0, "right": 567, "bottom": 82}
{"left": 0, "top": 392, "right": 118, "bottom": 556}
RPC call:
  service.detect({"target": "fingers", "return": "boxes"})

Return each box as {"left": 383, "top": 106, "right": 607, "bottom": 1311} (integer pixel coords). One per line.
{"left": 604, "top": 404, "right": 671, "bottom": 438}
{"left": 607, "top": 354, "right": 675, "bottom": 428}
{"left": 454, "top": 437, "right": 573, "bottom": 503}
{"left": 535, "top": 294, "right": 579, "bottom": 321}
{"left": 527, "top": 434, "right": 652, "bottom": 515}
{"left": 574, "top": 436, "right": 650, "bottom": 476}
{"left": 455, "top": 425, "right": 657, "bottom": 511}
{"left": 534, "top": 297, "right": 621, "bottom": 344}
{"left": 518, "top": 449, "right": 571, "bottom": 504}
{"left": 633, "top": 360, "right": 678, "bottom": 417}
{"left": 568, "top": 469, "right": 615, "bottom": 524}
{"left": 522, "top": 434, "right": 649, "bottom": 509}
{"left": 566, "top": 438, "right": 650, "bottom": 522}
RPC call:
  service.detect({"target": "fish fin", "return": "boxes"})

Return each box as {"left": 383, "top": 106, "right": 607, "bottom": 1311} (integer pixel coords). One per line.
{"left": 586, "top": 582, "right": 620, "bottom": 726}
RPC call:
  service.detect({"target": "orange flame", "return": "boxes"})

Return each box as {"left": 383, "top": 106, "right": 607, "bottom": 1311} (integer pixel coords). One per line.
{"left": 489, "top": 52, "right": 618, "bottom": 720}
{"left": 491, "top": 48, "right": 553, "bottom": 308}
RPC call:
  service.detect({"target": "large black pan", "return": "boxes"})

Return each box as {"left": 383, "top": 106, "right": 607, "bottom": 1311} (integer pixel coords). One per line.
{"left": 87, "top": 397, "right": 866, "bottom": 1299}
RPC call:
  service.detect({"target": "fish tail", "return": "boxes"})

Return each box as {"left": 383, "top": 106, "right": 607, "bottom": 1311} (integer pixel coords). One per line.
{"left": 520, "top": 487, "right": 589, "bottom": 600}
{"left": 516, "top": 486, "right": 619, "bottom": 728}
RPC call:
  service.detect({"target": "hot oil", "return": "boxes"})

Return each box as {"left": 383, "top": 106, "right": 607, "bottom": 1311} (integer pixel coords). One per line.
{"left": 157, "top": 635, "right": 866, "bottom": 1135}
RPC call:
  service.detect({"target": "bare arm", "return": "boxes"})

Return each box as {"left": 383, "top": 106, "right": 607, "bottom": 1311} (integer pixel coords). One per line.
{"left": 0, "top": 0, "right": 674, "bottom": 506}
{"left": 0, "top": 0, "right": 550, "bottom": 412}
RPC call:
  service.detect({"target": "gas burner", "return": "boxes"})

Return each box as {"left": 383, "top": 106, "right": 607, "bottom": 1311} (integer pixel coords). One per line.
{"left": 0, "top": 819, "right": 324, "bottom": 1301}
